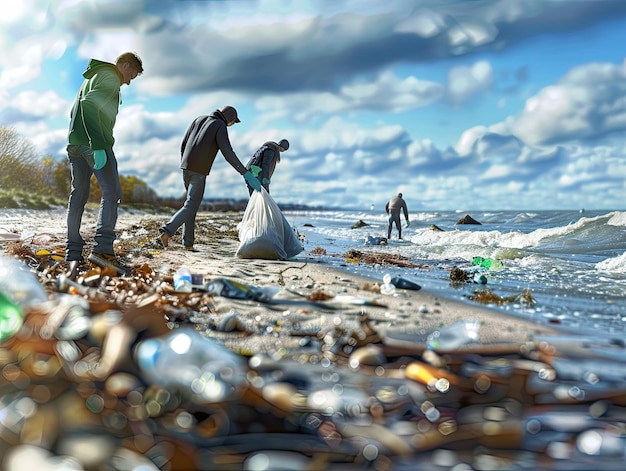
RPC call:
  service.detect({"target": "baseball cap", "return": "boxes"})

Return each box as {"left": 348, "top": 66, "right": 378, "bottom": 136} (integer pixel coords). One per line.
{"left": 219, "top": 105, "right": 241, "bottom": 123}
{"left": 278, "top": 139, "right": 289, "bottom": 151}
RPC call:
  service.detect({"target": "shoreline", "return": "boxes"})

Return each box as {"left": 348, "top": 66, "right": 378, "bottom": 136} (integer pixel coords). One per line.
{"left": 1, "top": 206, "right": 563, "bottom": 349}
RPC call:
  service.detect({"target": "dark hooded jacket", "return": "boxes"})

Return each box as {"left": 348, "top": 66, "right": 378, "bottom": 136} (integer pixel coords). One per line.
{"left": 68, "top": 59, "right": 123, "bottom": 149}
{"left": 245, "top": 141, "right": 282, "bottom": 190}
{"left": 180, "top": 110, "right": 247, "bottom": 176}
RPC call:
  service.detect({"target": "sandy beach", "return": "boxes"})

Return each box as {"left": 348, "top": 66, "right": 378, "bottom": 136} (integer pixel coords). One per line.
{"left": 1, "top": 206, "right": 561, "bottom": 348}
{"left": 4, "top": 207, "right": 624, "bottom": 471}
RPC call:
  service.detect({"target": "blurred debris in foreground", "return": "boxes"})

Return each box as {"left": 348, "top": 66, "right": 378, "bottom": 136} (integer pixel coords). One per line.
{"left": 2, "top": 247, "right": 626, "bottom": 471}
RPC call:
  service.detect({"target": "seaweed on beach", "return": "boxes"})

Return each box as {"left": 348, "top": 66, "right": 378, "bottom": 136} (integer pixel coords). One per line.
{"left": 3, "top": 241, "right": 36, "bottom": 259}
{"left": 123, "top": 214, "right": 241, "bottom": 251}
{"left": 469, "top": 287, "right": 536, "bottom": 306}
{"left": 449, "top": 266, "right": 471, "bottom": 283}
{"left": 341, "top": 249, "right": 422, "bottom": 268}
{"left": 306, "top": 289, "right": 334, "bottom": 301}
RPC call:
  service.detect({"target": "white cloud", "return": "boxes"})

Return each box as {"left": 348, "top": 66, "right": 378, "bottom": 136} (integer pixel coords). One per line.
{"left": 511, "top": 62, "right": 626, "bottom": 145}
{"left": 447, "top": 61, "right": 493, "bottom": 104}
{"left": 3, "top": 0, "right": 626, "bottom": 210}
{"left": 10, "top": 90, "right": 68, "bottom": 117}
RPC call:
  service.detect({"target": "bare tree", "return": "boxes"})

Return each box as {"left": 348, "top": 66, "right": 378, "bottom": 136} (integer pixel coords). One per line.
{"left": 0, "top": 126, "right": 46, "bottom": 192}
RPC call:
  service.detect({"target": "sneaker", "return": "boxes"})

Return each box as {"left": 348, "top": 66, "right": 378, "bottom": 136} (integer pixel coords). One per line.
{"left": 158, "top": 231, "right": 169, "bottom": 248}
{"left": 88, "top": 252, "right": 131, "bottom": 276}
{"left": 184, "top": 245, "right": 199, "bottom": 252}
{"left": 65, "top": 259, "right": 88, "bottom": 280}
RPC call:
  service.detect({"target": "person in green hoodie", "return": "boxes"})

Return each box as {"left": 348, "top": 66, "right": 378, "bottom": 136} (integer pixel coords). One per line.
{"left": 65, "top": 52, "right": 143, "bottom": 275}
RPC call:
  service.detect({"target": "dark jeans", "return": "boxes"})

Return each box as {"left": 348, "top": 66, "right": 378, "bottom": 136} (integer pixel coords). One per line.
{"left": 160, "top": 170, "right": 206, "bottom": 247}
{"left": 388, "top": 213, "right": 401, "bottom": 239}
{"left": 66, "top": 147, "right": 121, "bottom": 261}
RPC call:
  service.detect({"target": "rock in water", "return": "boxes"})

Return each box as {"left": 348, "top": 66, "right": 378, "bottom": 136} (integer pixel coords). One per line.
{"left": 351, "top": 219, "right": 368, "bottom": 229}
{"left": 456, "top": 214, "right": 482, "bottom": 225}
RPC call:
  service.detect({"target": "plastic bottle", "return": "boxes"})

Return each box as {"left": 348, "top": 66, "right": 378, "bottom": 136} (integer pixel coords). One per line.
{"left": 380, "top": 274, "right": 396, "bottom": 295}
{"left": 135, "top": 328, "right": 246, "bottom": 402}
{"left": 0, "top": 256, "right": 48, "bottom": 307}
{"left": 390, "top": 275, "right": 421, "bottom": 291}
{"left": 0, "top": 291, "right": 23, "bottom": 342}
{"left": 0, "top": 256, "right": 48, "bottom": 342}
{"left": 473, "top": 272, "right": 488, "bottom": 284}
{"left": 481, "top": 258, "right": 504, "bottom": 270}
{"left": 427, "top": 319, "right": 480, "bottom": 351}
{"left": 173, "top": 266, "right": 192, "bottom": 293}
{"left": 471, "top": 256, "right": 504, "bottom": 271}
{"left": 471, "top": 256, "right": 484, "bottom": 266}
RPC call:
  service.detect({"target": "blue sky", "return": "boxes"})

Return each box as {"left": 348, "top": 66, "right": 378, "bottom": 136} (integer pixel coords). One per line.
{"left": 1, "top": 0, "right": 626, "bottom": 211}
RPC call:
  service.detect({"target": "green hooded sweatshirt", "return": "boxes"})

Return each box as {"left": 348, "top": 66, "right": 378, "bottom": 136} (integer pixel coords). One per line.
{"left": 68, "top": 59, "right": 124, "bottom": 150}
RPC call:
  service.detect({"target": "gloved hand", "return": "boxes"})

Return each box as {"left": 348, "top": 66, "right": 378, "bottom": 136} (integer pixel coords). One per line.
{"left": 406, "top": 219, "right": 411, "bottom": 228}
{"left": 262, "top": 177, "right": 270, "bottom": 185}
{"left": 93, "top": 150, "right": 107, "bottom": 170}
{"left": 250, "top": 165, "right": 262, "bottom": 177}
{"left": 243, "top": 171, "right": 262, "bottom": 192}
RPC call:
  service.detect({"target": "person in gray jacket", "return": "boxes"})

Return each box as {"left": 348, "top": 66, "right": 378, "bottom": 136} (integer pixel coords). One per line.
{"left": 385, "top": 193, "right": 410, "bottom": 239}
{"left": 244, "top": 139, "right": 289, "bottom": 195}
{"left": 158, "top": 105, "right": 261, "bottom": 251}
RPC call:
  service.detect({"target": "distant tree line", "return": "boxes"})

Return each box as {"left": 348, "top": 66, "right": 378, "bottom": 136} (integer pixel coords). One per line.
{"left": 0, "top": 126, "right": 158, "bottom": 209}
{"left": 0, "top": 126, "right": 321, "bottom": 211}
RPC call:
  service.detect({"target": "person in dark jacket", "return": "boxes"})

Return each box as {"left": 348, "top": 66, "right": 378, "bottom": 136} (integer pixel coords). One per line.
{"left": 244, "top": 139, "right": 289, "bottom": 195}
{"left": 65, "top": 52, "right": 143, "bottom": 275}
{"left": 385, "top": 193, "right": 410, "bottom": 239}
{"left": 158, "top": 106, "right": 261, "bottom": 251}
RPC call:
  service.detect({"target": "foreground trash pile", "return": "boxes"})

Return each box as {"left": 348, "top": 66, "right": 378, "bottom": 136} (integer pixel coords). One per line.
{"left": 2, "top": 252, "right": 626, "bottom": 470}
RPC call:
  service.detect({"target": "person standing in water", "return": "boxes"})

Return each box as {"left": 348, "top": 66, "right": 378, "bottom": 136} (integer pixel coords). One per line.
{"left": 385, "top": 193, "right": 410, "bottom": 239}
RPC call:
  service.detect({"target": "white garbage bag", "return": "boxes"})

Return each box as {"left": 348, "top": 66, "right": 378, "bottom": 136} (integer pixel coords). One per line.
{"left": 236, "top": 188, "right": 304, "bottom": 260}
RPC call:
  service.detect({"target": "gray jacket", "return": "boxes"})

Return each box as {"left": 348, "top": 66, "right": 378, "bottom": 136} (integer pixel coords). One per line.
{"left": 385, "top": 195, "right": 409, "bottom": 219}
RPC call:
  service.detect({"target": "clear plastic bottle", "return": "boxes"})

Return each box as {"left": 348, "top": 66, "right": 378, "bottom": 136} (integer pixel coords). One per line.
{"left": 427, "top": 319, "right": 480, "bottom": 351}
{"left": 173, "top": 266, "right": 192, "bottom": 293}
{"left": 380, "top": 274, "right": 396, "bottom": 295}
{"left": 0, "top": 256, "right": 48, "bottom": 307}
{"left": 0, "top": 256, "right": 48, "bottom": 342}
{"left": 135, "top": 328, "right": 246, "bottom": 402}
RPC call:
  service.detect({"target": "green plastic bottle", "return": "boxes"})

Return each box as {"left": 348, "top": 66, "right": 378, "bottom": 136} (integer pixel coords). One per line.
{"left": 481, "top": 258, "right": 504, "bottom": 270}
{"left": 0, "top": 256, "right": 48, "bottom": 342}
{"left": 0, "top": 290, "right": 23, "bottom": 342}
{"left": 471, "top": 256, "right": 504, "bottom": 271}
{"left": 471, "top": 256, "right": 484, "bottom": 266}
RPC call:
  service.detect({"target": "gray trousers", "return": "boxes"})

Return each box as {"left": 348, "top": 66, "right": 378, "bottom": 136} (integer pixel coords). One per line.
{"left": 388, "top": 212, "right": 401, "bottom": 239}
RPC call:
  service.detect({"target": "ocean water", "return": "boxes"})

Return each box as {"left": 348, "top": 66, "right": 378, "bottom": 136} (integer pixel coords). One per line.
{"left": 285, "top": 209, "right": 626, "bottom": 339}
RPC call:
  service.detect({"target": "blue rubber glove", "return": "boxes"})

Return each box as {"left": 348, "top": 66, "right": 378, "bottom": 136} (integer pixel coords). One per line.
{"left": 406, "top": 219, "right": 411, "bottom": 228}
{"left": 243, "top": 171, "right": 262, "bottom": 192}
{"left": 262, "top": 177, "right": 270, "bottom": 185}
{"left": 250, "top": 165, "right": 262, "bottom": 177}
{"left": 93, "top": 150, "right": 107, "bottom": 170}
